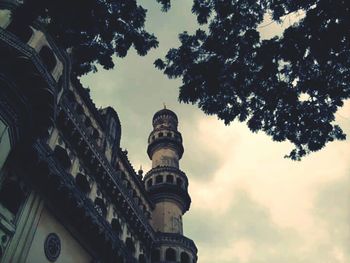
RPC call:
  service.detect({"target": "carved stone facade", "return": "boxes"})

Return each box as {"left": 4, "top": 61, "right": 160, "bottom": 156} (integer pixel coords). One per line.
{"left": 0, "top": 1, "right": 197, "bottom": 263}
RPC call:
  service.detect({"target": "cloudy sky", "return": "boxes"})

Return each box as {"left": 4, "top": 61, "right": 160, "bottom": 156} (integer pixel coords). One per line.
{"left": 81, "top": 1, "right": 350, "bottom": 262}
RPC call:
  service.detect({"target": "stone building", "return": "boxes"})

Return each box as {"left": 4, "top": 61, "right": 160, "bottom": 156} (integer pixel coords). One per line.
{"left": 0, "top": 1, "right": 197, "bottom": 262}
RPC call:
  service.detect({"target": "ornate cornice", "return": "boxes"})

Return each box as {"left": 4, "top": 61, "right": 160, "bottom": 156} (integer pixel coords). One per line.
{"left": 58, "top": 97, "right": 155, "bottom": 239}
{"left": 144, "top": 166, "right": 188, "bottom": 184}
{"left": 155, "top": 232, "right": 197, "bottom": 256}
{"left": 147, "top": 184, "right": 191, "bottom": 213}
{"left": 0, "top": 28, "right": 57, "bottom": 90}
{"left": 117, "top": 149, "right": 154, "bottom": 207}
{"left": 147, "top": 136, "right": 184, "bottom": 159}
{"left": 0, "top": 27, "right": 59, "bottom": 136}
{"left": 30, "top": 141, "right": 139, "bottom": 263}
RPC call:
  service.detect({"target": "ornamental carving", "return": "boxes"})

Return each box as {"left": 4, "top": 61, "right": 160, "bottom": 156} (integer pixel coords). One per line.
{"left": 44, "top": 233, "right": 61, "bottom": 262}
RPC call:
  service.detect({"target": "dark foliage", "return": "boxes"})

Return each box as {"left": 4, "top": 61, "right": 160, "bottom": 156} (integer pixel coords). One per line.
{"left": 12, "top": 0, "right": 159, "bottom": 76}
{"left": 156, "top": 0, "right": 349, "bottom": 160}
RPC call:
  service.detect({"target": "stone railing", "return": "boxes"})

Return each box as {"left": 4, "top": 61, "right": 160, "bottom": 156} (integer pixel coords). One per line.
{"left": 156, "top": 232, "right": 198, "bottom": 255}
{"left": 34, "top": 141, "right": 139, "bottom": 263}
{"left": 60, "top": 96, "right": 155, "bottom": 239}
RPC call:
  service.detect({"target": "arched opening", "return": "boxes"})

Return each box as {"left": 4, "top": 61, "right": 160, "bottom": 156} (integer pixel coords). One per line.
{"left": 75, "top": 173, "right": 91, "bottom": 194}
{"left": 66, "top": 90, "right": 75, "bottom": 102}
{"left": 176, "top": 178, "right": 183, "bottom": 187}
{"left": 39, "top": 46, "right": 56, "bottom": 72}
{"left": 57, "top": 76, "right": 63, "bottom": 92}
{"left": 7, "top": 22, "right": 33, "bottom": 43}
{"left": 94, "top": 198, "right": 107, "bottom": 217}
{"left": 181, "top": 252, "right": 190, "bottom": 263}
{"left": 166, "top": 174, "right": 174, "bottom": 183}
{"left": 0, "top": 173, "right": 27, "bottom": 216}
{"left": 84, "top": 116, "right": 92, "bottom": 127}
{"left": 125, "top": 237, "right": 135, "bottom": 254}
{"left": 165, "top": 247, "right": 177, "bottom": 261}
{"left": 111, "top": 218, "right": 122, "bottom": 236}
{"left": 92, "top": 128, "right": 99, "bottom": 139}
{"left": 155, "top": 175, "right": 163, "bottom": 184}
{"left": 158, "top": 132, "right": 163, "bottom": 137}
{"left": 74, "top": 103, "right": 84, "bottom": 114}
{"left": 53, "top": 145, "right": 71, "bottom": 170}
{"left": 123, "top": 179, "right": 130, "bottom": 188}
{"left": 139, "top": 254, "right": 146, "bottom": 263}
{"left": 147, "top": 179, "right": 152, "bottom": 188}
{"left": 151, "top": 249, "right": 160, "bottom": 262}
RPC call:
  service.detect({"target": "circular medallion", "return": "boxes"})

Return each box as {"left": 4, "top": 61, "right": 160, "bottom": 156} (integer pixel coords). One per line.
{"left": 44, "top": 233, "right": 61, "bottom": 262}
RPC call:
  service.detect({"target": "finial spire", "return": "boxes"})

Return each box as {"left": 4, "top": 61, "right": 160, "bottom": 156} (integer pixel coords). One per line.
{"left": 163, "top": 103, "right": 166, "bottom": 109}
{"left": 138, "top": 165, "right": 143, "bottom": 177}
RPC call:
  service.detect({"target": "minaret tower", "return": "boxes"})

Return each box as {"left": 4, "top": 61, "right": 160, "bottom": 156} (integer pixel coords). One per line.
{"left": 145, "top": 107, "right": 197, "bottom": 263}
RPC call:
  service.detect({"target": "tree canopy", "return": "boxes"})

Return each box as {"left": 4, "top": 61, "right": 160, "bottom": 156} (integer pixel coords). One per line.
{"left": 12, "top": 0, "right": 349, "bottom": 159}
{"left": 13, "top": 0, "right": 164, "bottom": 76}
{"left": 155, "top": 0, "right": 349, "bottom": 160}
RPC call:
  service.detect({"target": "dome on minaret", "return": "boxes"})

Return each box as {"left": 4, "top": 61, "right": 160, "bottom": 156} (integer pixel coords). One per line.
{"left": 152, "top": 107, "right": 178, "bottom": 129}
{"left": 147, "top": 107, "right": 184, "bottom": 161}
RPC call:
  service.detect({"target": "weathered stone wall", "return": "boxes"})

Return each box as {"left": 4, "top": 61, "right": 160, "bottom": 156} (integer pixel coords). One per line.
{"left": 151, "top": 201, "right": 183, "bottom": 234}
{"left": 152, "top": 147, "right": 179, "bottom": 168}
{"left": 25, "top": 207, "right": 92, "bottom": 263}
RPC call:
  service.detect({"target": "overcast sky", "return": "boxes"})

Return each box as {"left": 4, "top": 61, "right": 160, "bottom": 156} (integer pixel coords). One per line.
{"left": 81, "top": 1, "right": 350, "bottom": 262}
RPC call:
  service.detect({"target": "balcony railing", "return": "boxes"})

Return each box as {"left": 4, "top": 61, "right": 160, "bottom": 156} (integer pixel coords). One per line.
{"left": 34, "top": 141, "right": 139, "bottom": 263}
{"left": 60, "top": 96, "right": 155, "bottom": 239}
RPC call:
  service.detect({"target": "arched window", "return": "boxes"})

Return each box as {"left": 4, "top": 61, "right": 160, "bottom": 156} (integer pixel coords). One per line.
{"left": 165, "top": 248, "right": 177, "bottom": 261}
{"left": 57, "top": 75, "right": 63, "bottom": 92}
{"left": 125, "top": 237, "right": 135, "bottom": 254}
{"left": 158, "top": 132, "right": 163, "bottom": 137}
{"left": 111, "top": 218, "right": 122, "bottom": 235}
{"left": 181, "top": 252, "right": 190, "bottom": 263}
{"left": 53, "top": 145, "right": 71, "bottom": 170}
{"left": 151, "top": 249, "right": 160, "bottom": 262}
{"left": 147, "top": 179, "right": 153, "bottom": 188}
{"left": 7, "top": 22, "right": 33, "bottom": 43}
{"left": 92, "top": 128, "right": 99, "bottom": 139}
{"left": 84, "top": 116, "right": 92, "bottom": 127}
{"left": 74, "top": 103, "right": 84, "bottom": 114}
{"left": 167, "top": 132, "right": 172, "bottom": 137}
{"left": 66, "top": 90, "right": 75, "bottom": 102}
{"left": 0, "top": 173, "right": 27, "bottom": 216}
{"left": 94, "top": 198, "right": 107, "bottom": 217}
{"left": 75, "top": 173, "right": 91, "bottom": 194}
{"left": 155, "top": 175, "right": 163, "bottom": 184}
{"left": 166, "top": 174, "right": 174, "bottom": 183}
{"left": 176, "top": 178, "right": 183, "bottom": 187}
{"left": 139, "top": 254, "right": 146, "bottom": 263}
{"left": 39, "top": 46, "right": 56, "bottom": 72}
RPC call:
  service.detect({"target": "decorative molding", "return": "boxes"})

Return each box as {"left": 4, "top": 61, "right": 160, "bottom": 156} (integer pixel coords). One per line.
{"left": 44, "top": 233, "right": 61, "bottom": 262}
{"left": 155, "top": 232, "right": 198, "bottom": 256}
